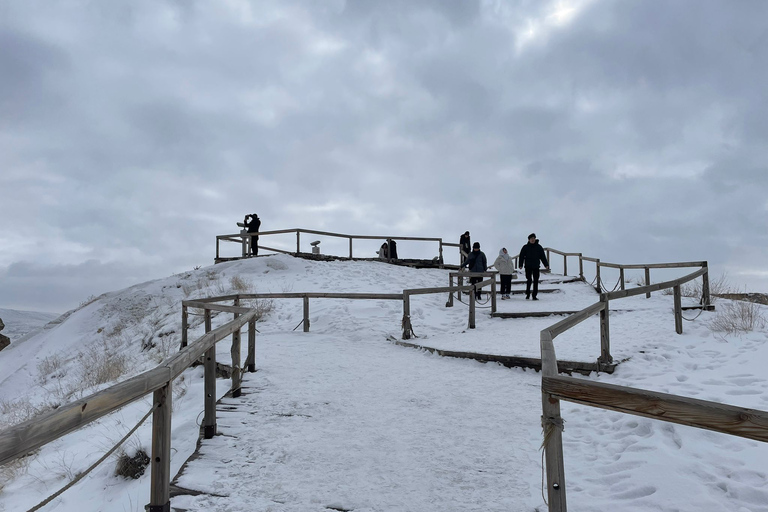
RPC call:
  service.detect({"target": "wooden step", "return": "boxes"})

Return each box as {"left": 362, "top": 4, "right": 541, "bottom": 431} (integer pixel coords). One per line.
{"left": 393, "top": 340, "right": 616, "bottom": 375}
{"left": 491, "top": 311, "right": 580, "bottom": 319}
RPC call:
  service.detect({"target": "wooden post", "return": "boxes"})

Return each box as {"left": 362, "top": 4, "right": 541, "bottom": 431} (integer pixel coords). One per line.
{"left": 674, "top": 285, "right": 683, "bottom": 334}
{"left": 540, "top": 331, "right": 567, "bottom": 511}
{"left": 563, "top": 255, "right": 567, "bottom": 276}
{"left": 203, "top": 325, "right": 216, "bottom": 440}
{"left": 645, "top": 267, "right": 651, "bottom": 299}
{"left": 387, "top": 238, "right": 392, "bottom": 263}
{"left": 349, "top": 237, "right": 353, "bottom": 259}
{"left": 296, "top": 230, "right": 300, "bottom": 254}
{"left": 402, "top": 293, "right": 412, "bottom": 340}
{"left": 578, "top": 254, "right": 583, "bottom": 279}
{"left": 439, "top": 241, "right": 444, "bottom": 269}
{"left": 458, "top": 275, "right": 464, "bottom": 301}
{"left": 447, "top": 274, "right": 454, "bottom": 307}
{"left": 216, "top": 237, "right": 220, "bottom": 261}
{"left": 619, "top": 267, "right": 625, "bottom": 291}
{"left": 231, "top": 301, "right": 242, "bottom": 398}
{"left": 595, "top": 260, "right": 602, "bottom": 293}
{"left": 247, "top": 318, "right": 256, "bottom": 373}
{"left": 303, "top": 296, "right": 310, "bottom": 333}
{"left": 241, "top": 231, "right": 247, "bottom": 258}
{"left": 598, "top": 295, "right": 612, "bottom": 367}
{"left": 147, "top": 381, "right": 172, "bottom": 512}
{"left": 469, "top": 288, "right": 476, "bottom": 329}
{"left": 491, "top": 277, "right": 497, "bottom": 313}
{"left": 181, "top": 306, "right": 188, "bottom": 349}
{"left": 701, "top": 263, "right": 711, "bottom": 306}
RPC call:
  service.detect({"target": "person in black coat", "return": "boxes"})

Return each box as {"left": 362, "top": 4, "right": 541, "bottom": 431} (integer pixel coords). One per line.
{"left": 243, "top": 214, "right": 261, "bottom": 256}
{"left": 462, "top": 241, "right": 488, "bottom": 298}
{"left": 459, "top": 231, "right": 471, "bottom": 265}
{"left": 518, "top": 233, "right": 549, "bottom": 300}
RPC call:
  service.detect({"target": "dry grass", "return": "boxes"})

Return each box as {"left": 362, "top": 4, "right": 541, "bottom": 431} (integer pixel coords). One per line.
{"left": 708, "top": 300, "right": 767, "bottom": 335}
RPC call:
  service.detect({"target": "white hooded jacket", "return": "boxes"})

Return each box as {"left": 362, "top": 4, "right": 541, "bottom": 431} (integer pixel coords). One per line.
{"left": 493, "top": 249, "right": 515, "bottom": 275}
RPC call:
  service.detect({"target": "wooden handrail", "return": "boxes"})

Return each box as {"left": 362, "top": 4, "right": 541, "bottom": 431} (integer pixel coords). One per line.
{"left": 602, "top": 267, "right": 707, "bottom": 300}
{"left": 543, "top": 375, "right": 768, "bottom": 443}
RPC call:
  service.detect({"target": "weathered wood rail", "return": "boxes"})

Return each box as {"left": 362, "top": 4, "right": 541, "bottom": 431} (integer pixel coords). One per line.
{"left": 215, "top": 227, "right": 453, "bottom": 267}
{"left": 0, "top": 309, "right": 259, "bottom": 512}
{"left": 538, "top": 264, "right": 767, "bottom": 511}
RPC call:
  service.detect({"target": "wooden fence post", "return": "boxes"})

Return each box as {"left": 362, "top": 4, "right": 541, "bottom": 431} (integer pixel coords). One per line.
{"left": 563, "top": 255, "right": 567, "bottom": 277}
{"left": 541, "top": 331, "right": 567, "bottom": 511}
{"left": 674, "top": 285, "right": 683, "bottom": 334}
{"left": 598, "top": 295, "right": 612, "bottom": 368}
{"left": 147, "top": 381, "right": 172, "bottom": 512}
{"left": 231, "top": 300, "right": 242, "bottom": 398}
{"left": 181, "top": 306, "right": 188, "bottom": 349}
{"left": 701, "top": 262, "right": 711, "bottom": 306}
{"left": 578, "top": 254, "right": 583, "bottom": 279}
{"left": 402, "top": 293, "right": 412, "bottom": 339}
{"left": 247, "top": 319, "right": 256, "bottom": 373}
{"left": 491, "top": 276, "right": 497, "bottom": 313}
{"left": 447, "top": 274, "right": 454, "bottom": 307}
{"left": 619, "top": 267, "right": 625, "bottom": 291}
{"left": 216, "top": 237, "right": 220, "bottom": 261}
{"left": 303, "top": 296, "right": 310, "bottom": 332}
{"left": 203, "top": 309, "right": 216, "bottom": 439}
{"left": 469, "top": 288, "right": 476, "bottom": 329}
{"left": 439, "top": 240, "right": 444, "bottom": 268}
{"left": 296, "top": 230, "right": 300, "bottom": 254}
{"left": 349, "top": 237, "right": 353, "bottom": 259}
{"left": 645, "top": 267, "right": 651, "bottom": 298}
{"left": 387, "top": 238, "right": 392, "bottom": 263}
{"left": 595, "top": 260, "right": 602, "bottom": 293}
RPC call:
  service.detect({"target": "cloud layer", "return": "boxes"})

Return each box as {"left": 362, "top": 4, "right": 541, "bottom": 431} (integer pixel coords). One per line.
{"left": 2, "top": 0, "right": 767, "bottom": 312}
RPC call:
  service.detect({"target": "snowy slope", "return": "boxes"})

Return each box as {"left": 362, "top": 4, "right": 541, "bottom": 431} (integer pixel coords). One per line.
{"left": 0, "top": 254, "right": 767, "bottom": 512}
{"left": 0, "top": 308, "right": 60, "bottom": 343}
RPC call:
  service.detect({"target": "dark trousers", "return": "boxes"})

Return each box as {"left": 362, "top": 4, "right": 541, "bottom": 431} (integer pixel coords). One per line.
{"left": 525, "top": 267, "right": 540, "bottom": 298}
{"left": 500, "top": 274, "right": 512, "bottom": 295}
{"left": 250, "top": 235, "right": 259, "bottom": 256}
{"left": 470, "top": 276, "right": 483, "bottom": 298}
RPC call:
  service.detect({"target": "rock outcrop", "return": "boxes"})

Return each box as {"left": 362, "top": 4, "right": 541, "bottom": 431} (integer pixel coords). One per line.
{"left": 0, "top": 317, "right": 10, "bottom": 351}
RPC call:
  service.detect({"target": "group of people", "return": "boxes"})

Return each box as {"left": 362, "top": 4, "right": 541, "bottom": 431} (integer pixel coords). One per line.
{"left": 377, "top": 239, "right": 399, "bottom": 260}
{"left": 460, "top": 232, "right": 550, "bottom": 300}
{"left": 241, "top": 213, "right": 260, "bottom": 256}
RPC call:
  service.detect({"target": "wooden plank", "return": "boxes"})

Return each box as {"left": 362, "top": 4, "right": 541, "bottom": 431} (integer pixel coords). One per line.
{"left": 494, "top": 311, "right": 582, "bottom": 320}
{"left": 674, "top": 285, "right": 683, "bottom": 334}
{"left": 165, "top": 311, "right": 258, "bottom": 378}
{"left": 542, "top": 375, "right": 768, "bottom": 443}
{"left": 148, "top": 382, "right": 172, "bottom": 511}
{"left": 0, "top": 367, "right": 170, "bottom": 465}
{"left": 182, "top": 301, "right": 252, "bottom": 314}
{"left": 545, "top": 301, "right": 606, "bottom": 339}
{"left": 603, "top": 267, "right": 707, "bottom": 300}
{"left": 540, "top": 332, "right": 568, "bottom": 510}
{"left": 183, "top": 295, "right": 240, "bottom": 304}
{"left": 598, "top": 261, "right": 707, "bottom": 270}
{"left": 303, "top": 297, "right": 310, "bottom": 333}
{"left": 237, "top": 292, "right": 403, "bottom": 300}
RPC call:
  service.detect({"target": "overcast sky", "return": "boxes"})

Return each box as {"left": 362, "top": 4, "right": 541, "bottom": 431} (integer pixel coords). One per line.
{"left": 1, "top": 0, "right": 767, "bottom": 313}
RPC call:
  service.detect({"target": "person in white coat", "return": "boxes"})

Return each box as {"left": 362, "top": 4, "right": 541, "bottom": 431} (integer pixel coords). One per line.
{"left": 491, "top": 248, "right": 515, "bottom": 299}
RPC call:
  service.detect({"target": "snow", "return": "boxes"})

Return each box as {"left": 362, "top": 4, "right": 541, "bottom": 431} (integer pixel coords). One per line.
{"left": 0, "top": 308, "right": 60, "bottom": 342}
{"left": 1, "top": 254, "right": 767, "bottom": 511}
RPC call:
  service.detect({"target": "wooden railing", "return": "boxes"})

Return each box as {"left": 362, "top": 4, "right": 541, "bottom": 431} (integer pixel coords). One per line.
{"left": 538, "top": 263, "right": 768, "bottom": 511}
{"left": 544, "top": 248, "right": 711, "bottom": 301}
{"left": 0, "top": 309, "right": 258, "bottom": 512}
{"left": 216, "top": 228, "right": 451, "bottom": 266}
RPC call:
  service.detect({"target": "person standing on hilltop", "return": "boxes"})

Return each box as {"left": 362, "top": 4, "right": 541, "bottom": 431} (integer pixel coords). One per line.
{"left": 518, "top": 233, "right": 549, "bottom": 300}
{"left": 490, "top": 248, "right": 515, "bottom": 299}
{"left": 244, "top": 214, "right": 261, "bottom": 256}
{"left": 459, "top": 231, "right": 471, "bottom": 265}
{"left": 462, "top": 241, "right": 488, "bottom": 299}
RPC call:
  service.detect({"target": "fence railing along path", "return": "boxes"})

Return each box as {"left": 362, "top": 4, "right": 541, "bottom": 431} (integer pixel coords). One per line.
{"left": 0, "top": 244, "right": 722, "bottom": 511}
{"left": 537, "top": 261, "right": 767, "bottom": 511}
{"left": 216, "top": 227, "right": 457, "bottom": 268}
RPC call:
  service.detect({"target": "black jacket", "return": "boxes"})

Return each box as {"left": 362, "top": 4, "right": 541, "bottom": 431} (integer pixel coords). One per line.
{"left": 245, "top": 216, "right": 261, "bottom": 234}
{"left": 459, "top": 233, "right": 471, "bottom": 254}
{"left": 463, "top": 249, "right": 488, "bottom": 273}
{"left": 518, "top": 242, "right": 548, "bottom": 269}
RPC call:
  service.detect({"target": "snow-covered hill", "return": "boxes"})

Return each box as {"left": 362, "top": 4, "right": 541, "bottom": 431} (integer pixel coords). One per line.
{"left": 0, "top": 308, "right": 60, "bottom": 343}
{"left": 1, "top": 254, "right": 767, "bottom": 512}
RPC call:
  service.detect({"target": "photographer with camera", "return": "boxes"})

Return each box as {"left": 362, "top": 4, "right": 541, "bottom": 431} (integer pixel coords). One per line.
{"left": 243, "top": 213, "right": 261, "bottom": 256}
